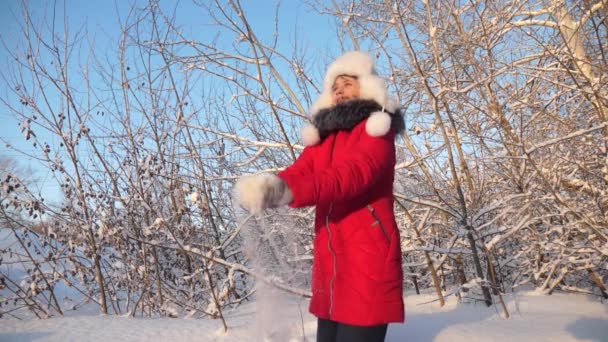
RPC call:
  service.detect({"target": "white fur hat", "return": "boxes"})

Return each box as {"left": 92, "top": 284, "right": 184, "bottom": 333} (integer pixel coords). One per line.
{"left": 309, "top": 51, "right": 398, "bottom": 115}
{"left": 302, "top": 51, "right": 399, "bottom": 146}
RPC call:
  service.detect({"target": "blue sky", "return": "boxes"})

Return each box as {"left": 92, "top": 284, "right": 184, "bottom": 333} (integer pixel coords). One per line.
{"left": 0, "top": 0, "right": 338, "bottom": 205}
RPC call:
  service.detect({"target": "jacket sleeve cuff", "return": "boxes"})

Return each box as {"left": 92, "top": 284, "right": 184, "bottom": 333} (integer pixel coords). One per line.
{"left": 277, "top": 172, "right": 315, "bottom": 208}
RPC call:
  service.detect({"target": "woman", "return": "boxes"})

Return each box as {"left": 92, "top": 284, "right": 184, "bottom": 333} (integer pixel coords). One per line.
{"left": 235, "top": 51, "right": 405, "bottom": 342}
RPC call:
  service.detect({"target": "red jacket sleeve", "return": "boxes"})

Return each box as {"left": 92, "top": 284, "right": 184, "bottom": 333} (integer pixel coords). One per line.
{"left": 285, "top": 128, "right": 395, "bottom": 208}
{"left": 277, "top": 146, "right": 315, "bottom": 190}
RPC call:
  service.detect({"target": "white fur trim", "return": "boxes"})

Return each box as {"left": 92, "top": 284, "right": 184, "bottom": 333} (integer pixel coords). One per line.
{"left": 233, "top": 173, "right": 281, "bottom": 215}
{"left": 301, "top": 123, "right": 321, "bottom": 146}
{"left": 366, "top": 111, "right": 392, "bottom": 137}
{"left": 309, "top": 91, "right": 333, "bottom": 117}
{"left": 358, "top": 74, "right": 388, "bottom": 109}
{"left": 385, "top": 96, "right": 400, "bottom": 113}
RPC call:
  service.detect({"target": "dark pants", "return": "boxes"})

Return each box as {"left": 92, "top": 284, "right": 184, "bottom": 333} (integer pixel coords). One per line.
{"left": 316, "top": 318, "right": 388, "bottom": 342}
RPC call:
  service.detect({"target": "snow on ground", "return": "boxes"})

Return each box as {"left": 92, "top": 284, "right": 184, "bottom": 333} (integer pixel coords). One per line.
{"left": 1, "top": 291, "right": 607, "bottom": 341}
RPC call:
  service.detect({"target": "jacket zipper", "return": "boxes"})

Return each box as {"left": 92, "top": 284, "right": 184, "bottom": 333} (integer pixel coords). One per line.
{"left": 326, "top": 203, "right": 337, "bottom": 316}
{"left": 367, "top": 204, "right": 390, "bottom": 243}
{"left": 326, "top": 136, "right": 337, "bottom": 317}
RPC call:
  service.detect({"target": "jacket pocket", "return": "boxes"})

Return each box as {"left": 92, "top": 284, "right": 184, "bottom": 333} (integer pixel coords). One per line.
{"left": 366, "top": 204, "right": 390, "bottom": 244}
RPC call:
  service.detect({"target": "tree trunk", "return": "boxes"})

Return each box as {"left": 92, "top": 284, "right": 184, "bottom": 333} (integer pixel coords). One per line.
{"left": 456, "top": 254, "right": 468, "bottom": 287}
{"left": 412, "top": 274, "right": 420, "bottom": 295}
{"left": 94, "top": 254, "right": 108, "bottom": 314}
{"left": 587, "top": 269, "right": 608, "bottom": 299}
{"left": 466, "top": 230, "right": 492, "bottom": 306}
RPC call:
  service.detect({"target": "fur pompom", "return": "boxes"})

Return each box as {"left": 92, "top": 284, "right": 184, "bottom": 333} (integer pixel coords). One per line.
{"left": 302, "top": 123, "right": 321, "bottom": 146}
{"left": 365, "top": 111, "right": 392, "bottom": 137}
{"left": 233, "top": 173, "right": 282, "bottom": 215}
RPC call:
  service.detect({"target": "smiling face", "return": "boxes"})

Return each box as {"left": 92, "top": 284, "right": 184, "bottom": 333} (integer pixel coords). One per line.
{"left": 331, "top": 75, "right": 360, "bottom": 105}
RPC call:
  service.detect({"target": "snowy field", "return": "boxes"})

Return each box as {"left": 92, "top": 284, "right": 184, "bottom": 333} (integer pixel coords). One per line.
{"left": 1, "top": 291, "right": 607, "bottom": 342}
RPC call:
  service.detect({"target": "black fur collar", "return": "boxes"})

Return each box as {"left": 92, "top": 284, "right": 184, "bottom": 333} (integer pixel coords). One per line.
{"left": 312, "top": 99, "right": 404, "bottom": 141}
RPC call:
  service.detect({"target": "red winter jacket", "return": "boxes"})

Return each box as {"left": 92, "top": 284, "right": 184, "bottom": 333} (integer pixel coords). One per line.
{"left": 277, "top": 113, "right": 405, "bottom": 326}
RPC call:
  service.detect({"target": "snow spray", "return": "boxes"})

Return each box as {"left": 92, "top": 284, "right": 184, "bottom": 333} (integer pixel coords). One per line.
{"left": 238, "top": 209, "right": 311, "bottom": 341}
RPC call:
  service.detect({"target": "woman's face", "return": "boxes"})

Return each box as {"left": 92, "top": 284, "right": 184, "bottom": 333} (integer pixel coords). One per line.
{"left": 332, "top": 75, "right": 360, "bottom": 105}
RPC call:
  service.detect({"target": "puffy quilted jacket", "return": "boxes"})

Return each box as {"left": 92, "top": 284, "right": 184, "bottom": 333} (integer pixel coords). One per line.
{"left": 278, "top": 117, "right": 405, "bottom": 326}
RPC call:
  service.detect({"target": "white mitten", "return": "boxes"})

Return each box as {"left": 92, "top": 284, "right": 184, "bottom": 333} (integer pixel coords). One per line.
{"left": 233, "top": 173, "right": 292, "bottom": 215}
